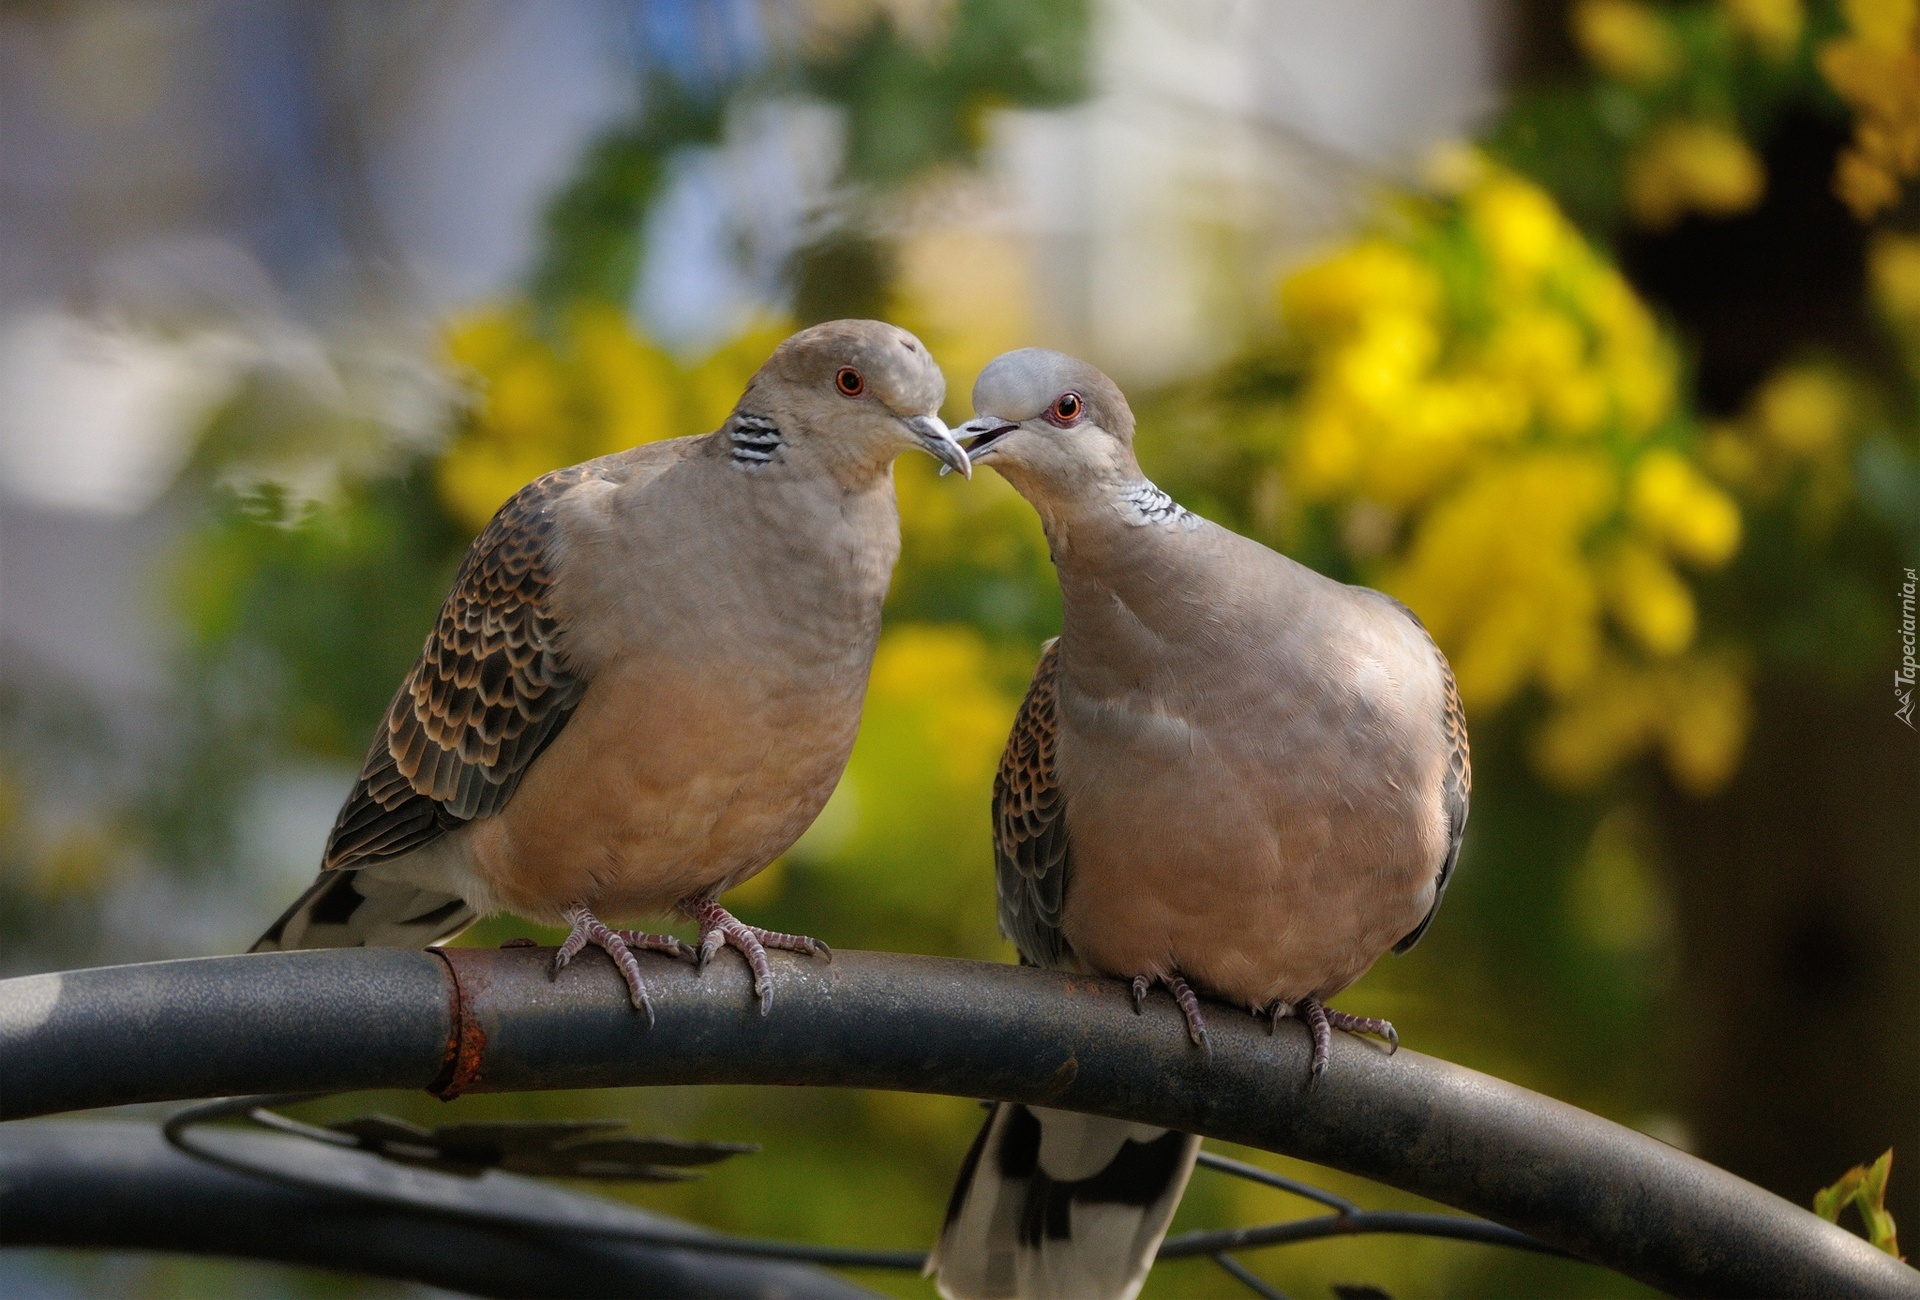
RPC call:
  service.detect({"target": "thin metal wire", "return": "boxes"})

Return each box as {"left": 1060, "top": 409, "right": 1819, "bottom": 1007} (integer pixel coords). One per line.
{"left": 163, "top": 1095, "right": 1569, "bottom": 1275}
{"left": 1162, "top": 1211, "right": 1575, "bottom": 1260}
{"left": 1212, "top": 1250, "right": 1292, "bottom": 1300}
{"left": 1196, "top": 1150, "right": 1361, "bottom": 1215}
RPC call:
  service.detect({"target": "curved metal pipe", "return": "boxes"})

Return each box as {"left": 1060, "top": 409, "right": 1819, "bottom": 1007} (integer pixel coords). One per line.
{"left": 2, "top": 946, "right": 1914, "bottom": 1299}
{"left": 0, "top": 1119, "right": 879, "bottom": 1299}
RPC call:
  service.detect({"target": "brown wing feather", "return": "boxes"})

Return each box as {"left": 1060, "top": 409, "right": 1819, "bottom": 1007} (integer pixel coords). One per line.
{"left": 323, "top": 465, "right": 595, "bottom": 870}
{"left": 993, "top": 640, "right": 1074, "bottom": 969}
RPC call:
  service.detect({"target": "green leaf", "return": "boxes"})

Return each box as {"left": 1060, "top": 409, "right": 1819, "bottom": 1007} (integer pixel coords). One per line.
{"left": 1815, "top": 1149, "right": 1902, "bottom": 1259}
{"left": 1858, "top": 1150, "right": 1902, "bottom": 1258}
{"left": 1814, "top": 1167, "right": 1862, "bottom": 1222}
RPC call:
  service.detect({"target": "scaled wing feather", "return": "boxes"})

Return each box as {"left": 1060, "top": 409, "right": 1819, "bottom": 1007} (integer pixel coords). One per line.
{"left": 322, "top": 465, "right": 594, "bottom": 870}
{"left": 994, "top": 641, "right": 1074, "bottom": 970}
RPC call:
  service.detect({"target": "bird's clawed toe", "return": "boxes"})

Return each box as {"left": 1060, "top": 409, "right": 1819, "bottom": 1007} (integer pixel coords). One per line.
{"left": 554, "top": 905, "right": 657, "bottom": 1026}
{"left": 620, "top": 931, "right": 699, "bottom": 964}
{"left": 1128, "top": 972, "right": 1211, "bottom": 1053}
{"left": 753, "top": 926, "right": 831, "bottom": 961}
{"left": 1299, "top": 997, "right": 1333, "bottom": 1089}
{"left": 1293, "top": 997, "right": 1398, "bottom": 1087}
{"left": 1325, "top": 1006, "right": 1399, "bottom": 1055}
{"left": 1165, "top": 974, "right": 1211, "bottom": 1054}
{"left": 683, "top": 897, "right": 827, "bottom": 1015}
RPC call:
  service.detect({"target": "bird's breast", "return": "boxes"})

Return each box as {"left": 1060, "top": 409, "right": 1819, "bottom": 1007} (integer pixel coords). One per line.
{"left": 1054, "top": 667, "right": 1446, "bottom": 1009}
{"left": 461, "top": 647, "right": 870, "bottom": 924}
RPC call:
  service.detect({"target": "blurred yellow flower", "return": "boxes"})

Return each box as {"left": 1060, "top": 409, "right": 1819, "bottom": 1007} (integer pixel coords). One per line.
{"left": 1574, "top": 0, "right": 1683, "bottom": 84}
{"left": 1604, "top": 540, "right": 1698, "bottom": 655}
{"left": 1630, "top": 449, "right": 1742, "bottom": 566}
{"left": 1470, "top": 177, "right": 1569, "bottom": 283}
{"left": 818, "top": 621, "right": 1017, "bottom": 950}
{"left": 437, "top": 303, "right": 789, "bottom": 532}
{"left": 1722, "top": 0, "right": 1805, "bottom": 55}
{"left": 683, "top": 318, "right": 799, "bottom": 435}
{"left": 1280, "top": 240, "right": 1441, "bottom": 336}
{"left": 1753, "top": 364, "right": 1852, "bottom": 456}
{"left": 868, "top": 623, "right": 1012, "bottom": 787}
{"left": 1269, "top": 157, "right": 1751, "bottom": 792}
{"left": 1569, "top": 806, "right": 1672, "bottom": 954}
{"left": 1659, "top": 653, "right": 1753, "bottom": 795}
{"left": 888, "top": 221, "right": 1033, "bottom": 420}
{"left": 1845, "top": 0, "right": 1918, "bottom": 51}
{"left": 1703, "top": 360, "right": 1862, "bottom": 535}
{"left": 1819, "top": 0, "right": 1920, "bottom": 218}
{"left": 1387, "top": 451, "right": 1616, "bottom": 707}
{"left": 1626, "top": 122, "right": 1768, "bottom": 227}
{"left": 1532, "top": 651, "right": 1751, "bottom": 795}
{"left": 1870, "top": 231, "right": 1920, "bottom": 342}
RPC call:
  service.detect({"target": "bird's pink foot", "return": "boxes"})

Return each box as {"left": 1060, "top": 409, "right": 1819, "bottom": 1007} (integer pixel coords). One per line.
{"left": 615, "top": 930, "right": 700, "bottom": 963}
{"left": 683, "top": 897, "right": 830, "bottom": 1015}
{"left": 1294, "top": 996, "right": 1398, "bottom": 1088}
{"left": 551, "top": 905, "right": 691, "bottom": 1026}
{"left": 1131, "top": 972, "right": 1210, "bottom": 1053}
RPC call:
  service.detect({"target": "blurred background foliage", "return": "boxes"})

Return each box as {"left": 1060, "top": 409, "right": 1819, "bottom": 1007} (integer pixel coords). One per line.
{"left": 1, "top": 1, "right": 1915, "bottom": 1297}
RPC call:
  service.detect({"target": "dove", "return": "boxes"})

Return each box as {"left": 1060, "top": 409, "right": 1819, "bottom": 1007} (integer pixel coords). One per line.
{"left": 252, "top": 320, "right": 969, "bottom": 1021}
{"left": 930, "top": 349, "right": 1468, "bottom": 1300}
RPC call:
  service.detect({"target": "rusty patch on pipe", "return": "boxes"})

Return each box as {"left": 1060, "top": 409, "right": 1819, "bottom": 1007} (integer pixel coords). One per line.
{"left": 1044, "top": 1054, "right": 1079, "bottom": 1098}
{"left": 427, "top": 948, "right": 486, "bottom": 1100}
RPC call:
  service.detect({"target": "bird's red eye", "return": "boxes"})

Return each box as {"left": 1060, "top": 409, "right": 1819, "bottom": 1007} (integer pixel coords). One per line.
{"left": 1050, "top": 392, "right": 1083, "bottom": 424}
{"left": 835, "top": 367, "right": 865, "bottom": 397}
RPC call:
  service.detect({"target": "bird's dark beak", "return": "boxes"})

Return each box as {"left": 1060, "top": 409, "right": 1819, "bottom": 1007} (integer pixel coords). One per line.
{"left": 954, "top": 416, "right": 1020, "bottom": 465}
{"left": 903, "top": 413, "right": 971, "bottom": 479}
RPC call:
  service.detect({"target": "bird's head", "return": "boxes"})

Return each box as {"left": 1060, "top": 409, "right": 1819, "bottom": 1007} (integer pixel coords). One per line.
{"left": 954, "top": 348, "right": 1138, "bottom": 497}
{"left": 737, "top": 319, "right": 969, "bottom": 481}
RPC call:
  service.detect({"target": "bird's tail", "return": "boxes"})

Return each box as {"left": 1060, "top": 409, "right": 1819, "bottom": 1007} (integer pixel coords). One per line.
{"left": 250, "top": 867, "right": 476, "bottom": 953}
{"left": 929, "top": 1102, "right": 1199, "bottom": 1300}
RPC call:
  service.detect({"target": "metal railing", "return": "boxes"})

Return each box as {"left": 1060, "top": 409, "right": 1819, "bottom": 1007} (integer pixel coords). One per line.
{"left": 2, "top": 945, "right": 1914, "bottom": 1298}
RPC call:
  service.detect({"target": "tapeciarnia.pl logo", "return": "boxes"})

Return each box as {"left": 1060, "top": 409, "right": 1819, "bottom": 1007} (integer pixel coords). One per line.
{"left": 1899, "top": 567, "right": 1917, "bottom": 729}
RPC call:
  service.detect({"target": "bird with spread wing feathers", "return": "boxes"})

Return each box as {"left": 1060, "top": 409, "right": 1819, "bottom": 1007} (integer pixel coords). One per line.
{"left": 252, "top": 320, "right": 970, "bottom": 1019}
{"left": 930, "top": 349, "right": 1469, "bottom": 1300}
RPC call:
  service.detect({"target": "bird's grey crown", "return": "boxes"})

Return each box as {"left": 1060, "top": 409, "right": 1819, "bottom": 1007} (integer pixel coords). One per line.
{"left": 728, "top": 413, "right": 784, "bottom": 468}
{"left": 972, "top": 346, "right": 1135, "bottom": 441}
{"left": 1117, "top": 480, "right": 1198, "bottom": 529}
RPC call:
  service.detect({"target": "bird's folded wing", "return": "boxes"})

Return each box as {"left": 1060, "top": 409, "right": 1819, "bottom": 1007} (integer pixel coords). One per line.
{"left": 1368, "top": 591, "right": 1472, "bottom": 954}
{"left": 323, "top": 465, "right": 595, "bottom": 870}
{"left": 993, "top": 640, "right": 1074, "bottom": 969}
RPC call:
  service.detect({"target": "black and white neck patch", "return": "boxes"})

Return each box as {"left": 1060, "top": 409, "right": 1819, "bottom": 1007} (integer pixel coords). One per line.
{"left": 1116, "top": 480, "right": 1198, "bottom": 529}
{"left": 729, "top": 414, "right": 784, "bottom": 469}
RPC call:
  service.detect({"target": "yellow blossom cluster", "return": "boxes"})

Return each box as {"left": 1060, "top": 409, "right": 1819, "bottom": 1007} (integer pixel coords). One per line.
{"left": 1625, "top": 121, "right": 1767, "bottom": 227}
{"left": 1701, "top": 361, "right": 1865, "bottom": 532}
{"left": 1571, "top": 2, "right": 1775, "bottom": 229}
{"left": 1723, "top": 0, "right": 1806, "bottom": 54}
{"left": 1819, "top": 0, "right": 1920, "bottom": 218}
{"left": 1276, "top": 159, "right": 1750, "bottom": 793}
{"left": 1531, "top": 649, "right": 1753, "bottom": 794}
{"left": 1574, "top": 0, "right": 1685, "bottom": 84}
{"left": 437, "top": 302, "right": 792, "bottom": 532}
{"left": 799, "top": 622, "right": 1015, "bottom": 951}
{"left": 1870, "top": 230, "right": 1920, "bottom": 366}
{"left": 884, "top": 220, "right": 1057, "bottom": 585}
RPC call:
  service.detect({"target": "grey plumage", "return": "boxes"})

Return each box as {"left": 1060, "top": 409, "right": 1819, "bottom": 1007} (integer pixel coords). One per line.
{"left": 255, "top": 320, "right": 969, "bottom": 1018}
{"left": 933, "top": 347, "right": 1469, "bottom": 1300}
